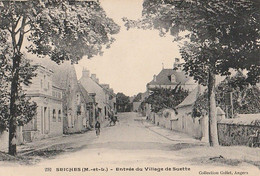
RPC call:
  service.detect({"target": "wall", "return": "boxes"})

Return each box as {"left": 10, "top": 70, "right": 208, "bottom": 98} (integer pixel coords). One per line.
{"left": 218, "top": 116, "right": 260, "bottom": 146}
{"left": 171, "top": 106, "right": 203, "bottom": 139}
{"left": 0, "top": 131, "right": 8, "bottom": 152}
{"left": 147, "top": 106, "right": 208, "bottom": 140}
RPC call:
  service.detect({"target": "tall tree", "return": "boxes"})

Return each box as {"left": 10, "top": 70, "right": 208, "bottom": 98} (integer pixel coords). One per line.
{"left": 0, "top": 0, "right": 119, "bottom": 155}
{"left": 116, "top": 93, "right": 130, "bottom": 112}
{"left": 124, "top": 0, "right": 259, "bottom": 146}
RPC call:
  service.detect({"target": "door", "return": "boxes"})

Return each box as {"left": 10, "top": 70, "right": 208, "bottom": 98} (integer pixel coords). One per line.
{"left": 44, "top": 107, "right": 49, "bottom": 134}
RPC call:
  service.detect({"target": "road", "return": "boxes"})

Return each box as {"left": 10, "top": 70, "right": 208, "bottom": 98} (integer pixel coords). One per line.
{"left": 1, "top": 112, "right": 259, "bottom": 176}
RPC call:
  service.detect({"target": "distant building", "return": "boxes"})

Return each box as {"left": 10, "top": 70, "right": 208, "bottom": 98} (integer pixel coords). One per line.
{"left": 101, "top": 84, "right": 117, "bottom": 116}
{"left": 146, "top": 58, "right": 197, "bottom": 92}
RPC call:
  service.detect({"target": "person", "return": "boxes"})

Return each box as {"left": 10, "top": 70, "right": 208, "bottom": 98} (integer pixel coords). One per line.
{"left": 95, "top": 121, "right": 101, "bottom": 136}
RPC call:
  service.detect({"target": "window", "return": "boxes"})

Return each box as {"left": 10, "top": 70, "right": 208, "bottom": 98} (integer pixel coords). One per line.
{"left": 58, "top": 110, "right": 61, "bottom": 122}
{"left": 53, "top": 109, "right": 56, "bottom": 122}
{"left": 170, "top": 74, "right": 176, "bottom": 83}
{"left": 40, "top": 79, "right": 43, "bottom": 89}
{"left": 76, "top": 93, "right": 80, "bottom": 105}
{"left": 48, "top": 82, "right": 49, "bottom": 90}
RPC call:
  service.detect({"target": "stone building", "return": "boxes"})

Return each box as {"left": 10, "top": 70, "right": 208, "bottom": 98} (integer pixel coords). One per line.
{"left": 79, "top": 68, "right": 111, "bottom": 122}
{"left": 146, "top": 58, "right": 197, "bottom": 92}
{"left": 31, "top": 58, "right": 94, "bottom": 134}
{"left": 22, "top": 64, "right": 64, "bottom": 142}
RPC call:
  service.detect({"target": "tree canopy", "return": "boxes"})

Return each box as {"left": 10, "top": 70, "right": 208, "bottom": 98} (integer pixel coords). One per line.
{"left": 116, "top": 92, "right": 132, "bottom": 112}
{"left": 145, "top": 86, "right": 189, "bottom": 113}
{"left": 124, "top": 0, "right": 259, "bottom": 84}
{"left": 0, "top": 0, "right": 120, "bottom": 62}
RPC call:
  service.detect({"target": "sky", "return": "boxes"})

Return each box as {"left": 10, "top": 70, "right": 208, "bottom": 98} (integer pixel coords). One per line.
{"left": 74, "top": 0, "right": 181, "bottom": 96}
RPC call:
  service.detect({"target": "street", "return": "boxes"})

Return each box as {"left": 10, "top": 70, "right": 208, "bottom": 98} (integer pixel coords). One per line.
{"left": 0, "top": 112, "right": 259, "bottom": 176}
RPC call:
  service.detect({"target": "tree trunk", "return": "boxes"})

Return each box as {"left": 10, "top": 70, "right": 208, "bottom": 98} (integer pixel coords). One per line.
{"left": 207, "top": 70, "right": 219, "bottom": 146}
{"left": 8, "top": 55, "right": 21, "bottom": 156}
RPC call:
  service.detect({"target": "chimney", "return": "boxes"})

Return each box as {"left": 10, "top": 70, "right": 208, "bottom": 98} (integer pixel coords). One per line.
{"left": 173, "top": 58, "right": 180, "bottom": 69}
{"left": 153, "top": 75, "right": 157, "bottom": 82}
{"left": 82, "top": 68, "right": 90, "bottom": 78}
{"left": 102, "top": 84, "right": 110, "bottom": 89}
{"left": 91, "top": 74, "right": 96, "bottom": 80}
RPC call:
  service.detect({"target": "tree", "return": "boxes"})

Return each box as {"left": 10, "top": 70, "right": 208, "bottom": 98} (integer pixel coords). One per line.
{"left": 145, "top": 85, "right": 189, "bottom": 113}
{"left": 0, "top": 0, "right": 119, "bottom": 155}
{"left": 0, "top": 30, "right": 37, "bottom": 140}
{"left": 124, "top": 0, "right": 259, "bottom": 146}
{"left": 133, "top": 93, "right": 142, "bottom": 102}
{"left": 193, "top": 73, "right": 260, "bottom": 118}
{"left": 116, "top": 93, "right": 131, "bottom": 112}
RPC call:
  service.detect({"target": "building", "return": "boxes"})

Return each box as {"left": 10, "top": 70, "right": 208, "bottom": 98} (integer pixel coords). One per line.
{"left": 146, "top": 58, "right": 197, "bottom": 92}
{"left": 22, "top": 64, "right": 64, "bottom": 142}
{"left": 101, "top": 84, "right": 117, "bottom": 116}
{"left": 31, "top": 58, "right": 93, "bottom": 134}
{"left": 79, "top": 68, "right": 109, "bottom": 122}
{"left": 78, "top": 83, "right": 95, "bottom": 128}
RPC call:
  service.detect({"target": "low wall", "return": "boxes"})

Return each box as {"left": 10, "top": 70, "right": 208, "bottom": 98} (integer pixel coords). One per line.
{"left": 0, "top": 126, "right": 23, "bottom": 152}
{"left": 218, "top": 115, "right": 260, "bottom": 146}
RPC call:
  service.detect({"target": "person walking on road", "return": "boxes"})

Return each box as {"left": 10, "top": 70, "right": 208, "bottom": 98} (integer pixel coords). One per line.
{"left": 95, "top": 121, "right": 101, "bottom": 136}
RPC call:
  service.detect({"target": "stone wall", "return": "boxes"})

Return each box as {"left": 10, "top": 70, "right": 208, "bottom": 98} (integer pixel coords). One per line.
{"left": 218, "top": 123, "right": 260, "bottom": 146}
{"left": 218, "top": 115, "right": 260, "bottom": 146}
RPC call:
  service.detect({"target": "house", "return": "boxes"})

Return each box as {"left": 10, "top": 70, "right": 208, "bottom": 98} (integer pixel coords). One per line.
{"left": 50, "top": 61, "right": 94, "bottom": 134}
{"left": 146, "top": 58, "right": 197, "bottom": 92}
{"left": 79, "top": 68, "right": 109, "bottom": 122}
{"left": 22, "top": 64, "right": 64, "bottom": 142}
{"left": 78, "top": 83, "right": 95, "bottom": 128}
{"left": 31, "top": 58, "right": 93, "bottom": 134}
{"left": 101, "top": 84, "right": 117, "bottom": 116}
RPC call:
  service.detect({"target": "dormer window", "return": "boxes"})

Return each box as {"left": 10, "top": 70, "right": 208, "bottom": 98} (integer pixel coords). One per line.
{"left": 171, "top": 74, "right": 176, "bottom": 83}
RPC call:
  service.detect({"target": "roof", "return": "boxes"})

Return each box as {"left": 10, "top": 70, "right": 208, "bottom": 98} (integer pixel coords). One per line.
{"left": 29, "top": 56, "right": 73, "bottom": 89}
{"left": 78, "top": 83, "right": 94, "bottom": 103}
{"left": 148, "top": 69, "right": 190, "bottom": 86}
{"left": 176, "top": 85, "right": 205, "bottom": 108}
{"left": 216, "top": 107, "right": 225, "bottom": 115}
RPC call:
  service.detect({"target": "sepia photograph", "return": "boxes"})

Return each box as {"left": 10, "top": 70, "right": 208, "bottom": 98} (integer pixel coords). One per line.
{"left": 0, "top": 0, "right": 259, "bottom": 175}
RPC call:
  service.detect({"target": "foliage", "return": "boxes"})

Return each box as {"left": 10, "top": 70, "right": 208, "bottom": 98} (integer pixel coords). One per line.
{"left": 116, "top": 92, "right": 131, "bottom": 112}
{"left": 133, "top": 93, "right": 142, "bottom": 102}
{"left": 193, "top": 73, "right": 260, "bottom": 118}
{"left": 0, "top": 54, "right": 37, "bottom": 132}
{"left": 124, "top": 0, "right": 259, "bottom": 85}
{"left": 0, "top": 0, "right": 120, "bottom": 63}
{"left": 145, "top": 85, "right": 189, "bottom": 113}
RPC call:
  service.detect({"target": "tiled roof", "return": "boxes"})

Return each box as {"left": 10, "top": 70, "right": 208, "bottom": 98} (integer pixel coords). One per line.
{"left": 148, "top": 69, "right": 190, "bottom": 86}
